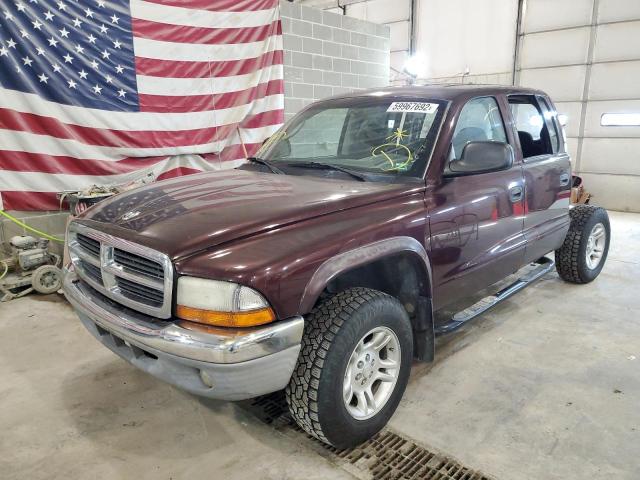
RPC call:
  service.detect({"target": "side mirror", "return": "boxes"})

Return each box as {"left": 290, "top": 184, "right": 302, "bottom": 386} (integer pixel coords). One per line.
{"left": 447, "top": 141, "right": 513, "bottom": 176}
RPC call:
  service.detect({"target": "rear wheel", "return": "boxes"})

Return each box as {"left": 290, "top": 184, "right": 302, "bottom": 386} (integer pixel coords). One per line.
{"left": 555, "top": 205, "right": 610, "bottom": 284}
{"left": 286, "top": 287, "right": 412, "bottom": 449}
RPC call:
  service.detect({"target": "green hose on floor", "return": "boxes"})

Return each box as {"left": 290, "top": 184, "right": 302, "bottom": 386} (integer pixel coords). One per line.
{"left": 0, "top": 210, "right": 65, "bottom": 243}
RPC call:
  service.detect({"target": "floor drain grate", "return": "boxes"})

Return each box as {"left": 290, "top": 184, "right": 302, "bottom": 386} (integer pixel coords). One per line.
{"left": 239, "top": 392, "right": 495, "bottom": 480}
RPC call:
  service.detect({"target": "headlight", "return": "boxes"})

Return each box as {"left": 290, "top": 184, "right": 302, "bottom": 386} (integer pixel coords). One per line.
{"left": 175, "top": 277, "right": 275, "bottom": 328}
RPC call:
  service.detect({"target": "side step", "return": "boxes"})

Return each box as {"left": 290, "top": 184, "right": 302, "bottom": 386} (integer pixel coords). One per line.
{"left": 434, "top": 257, "right": 555, "bottom": 335}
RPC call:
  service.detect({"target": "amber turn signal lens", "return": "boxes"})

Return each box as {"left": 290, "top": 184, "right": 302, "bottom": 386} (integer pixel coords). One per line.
{"left": 176, "top": 305, "right": 276, "bottom": 328}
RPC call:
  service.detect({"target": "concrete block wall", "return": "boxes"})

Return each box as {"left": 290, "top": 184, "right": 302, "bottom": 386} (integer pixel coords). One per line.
{"left": 280, "top": 1, "right": 391, "bottom": 121}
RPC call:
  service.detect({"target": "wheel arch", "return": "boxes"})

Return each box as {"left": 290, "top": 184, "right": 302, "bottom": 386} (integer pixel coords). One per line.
{"left": 298, "top": 237, "right": 435, "bottom": 361}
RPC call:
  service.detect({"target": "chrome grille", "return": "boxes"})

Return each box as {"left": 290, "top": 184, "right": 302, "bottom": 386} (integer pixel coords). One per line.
{"left": 68, "top": 223, "right": 173, "bottom": 318}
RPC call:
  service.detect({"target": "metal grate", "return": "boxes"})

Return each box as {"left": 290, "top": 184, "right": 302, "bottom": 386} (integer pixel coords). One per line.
{"left": 81, "top": 261, "right": 103, "bottom": 284}
{"left": 240, "top": 392, "right": 494, "bottom": 480}
{"left": 116, "top": 276, "right": 164, "bottom": 307}
{"left": 76, "top": 233, "right": 100, "bottom": 258}
{"left": 114, "top": 248, "right": 164, "bottom": 279}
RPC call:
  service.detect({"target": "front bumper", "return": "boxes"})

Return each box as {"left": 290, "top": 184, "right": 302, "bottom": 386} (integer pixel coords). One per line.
{"left": 63, "top": 269, "right": 303, "bottom": 400}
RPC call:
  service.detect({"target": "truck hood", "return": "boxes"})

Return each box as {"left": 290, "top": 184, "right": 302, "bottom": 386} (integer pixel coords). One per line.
{"left": 81, "top": 169, "right": 422, "bottom": 259}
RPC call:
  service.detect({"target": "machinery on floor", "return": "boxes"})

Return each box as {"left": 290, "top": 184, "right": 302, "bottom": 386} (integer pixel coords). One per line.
{"left": 0, "top": 235, "right": 63, "bottom": 302}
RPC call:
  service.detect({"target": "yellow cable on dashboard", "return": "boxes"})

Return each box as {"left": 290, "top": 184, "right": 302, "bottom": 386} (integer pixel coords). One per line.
{"left": 0, "top": 210, "right": 64, "bottom": 243}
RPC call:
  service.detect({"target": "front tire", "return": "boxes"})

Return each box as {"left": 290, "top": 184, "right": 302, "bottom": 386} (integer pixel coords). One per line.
{"left": 286, "top": 287, "right": 413, "bottom": 449}
{"left": 555, "top": 205, "right": 610, "bottom": 284}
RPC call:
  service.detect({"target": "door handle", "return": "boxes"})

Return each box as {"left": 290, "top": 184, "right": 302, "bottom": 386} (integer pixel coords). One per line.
{"left": 559, "top": 173, "right": 571, "bottom": 186}
{"left": 509, "top": 185, "right": 523, "bottom": 203}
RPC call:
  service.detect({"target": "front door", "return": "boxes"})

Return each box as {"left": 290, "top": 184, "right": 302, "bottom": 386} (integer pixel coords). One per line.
{"left": 427, "top": 96, "right": 526, "bottom": 310}
{"left": 508, "top": 94, "right": 572, "bottom": 263}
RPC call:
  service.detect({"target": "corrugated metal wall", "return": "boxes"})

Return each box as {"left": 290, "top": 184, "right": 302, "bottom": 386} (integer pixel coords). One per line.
{"left": 517, "top": 0, "right": 640, "bottom": 212}
{"left": 296, "top": 0, "right": 640, "bottom": 212}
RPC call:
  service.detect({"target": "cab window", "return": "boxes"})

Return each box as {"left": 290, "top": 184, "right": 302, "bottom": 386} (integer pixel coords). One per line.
{"left": 451, "top": 97, "right": 507, "bottom": 160}
{"left": 508, "top": 95, "right": 555, "bottom": 158}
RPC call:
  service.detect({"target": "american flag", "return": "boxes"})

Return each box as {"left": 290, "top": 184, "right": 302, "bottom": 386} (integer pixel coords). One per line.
{"left": 0, "top": 0, "right": 284, "bottom": 210}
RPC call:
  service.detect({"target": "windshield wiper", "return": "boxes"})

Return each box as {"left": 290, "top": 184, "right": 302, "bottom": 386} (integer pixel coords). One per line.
{"left": 247, "top": 157, "right": 285, "bottom": 175}
{"left": 287, "top": 161, "right": 368, "bottom": 182}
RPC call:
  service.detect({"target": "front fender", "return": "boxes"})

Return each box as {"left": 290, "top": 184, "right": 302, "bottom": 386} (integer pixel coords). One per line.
{"left": 299, "top": 236, "right": 433, "bottom": 313}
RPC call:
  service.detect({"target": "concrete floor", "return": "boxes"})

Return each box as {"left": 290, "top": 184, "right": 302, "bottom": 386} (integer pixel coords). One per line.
{"left": 1, "top": 211, "right": 638, "bottom": 480}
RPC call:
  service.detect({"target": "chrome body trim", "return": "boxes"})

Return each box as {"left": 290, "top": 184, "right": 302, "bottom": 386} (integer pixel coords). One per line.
{"left": 63, "top": 268, "right": 304, "bottom": 364}
{"left": 67, "top": 222, "right": 173, "bottom": 318}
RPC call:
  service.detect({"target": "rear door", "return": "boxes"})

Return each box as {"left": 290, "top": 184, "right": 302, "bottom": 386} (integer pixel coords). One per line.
{"left": 508, "top": 95, "right": 571, "bottom": 263}
{"left": 428, "top": 96, "right": 526, "bottom": 310}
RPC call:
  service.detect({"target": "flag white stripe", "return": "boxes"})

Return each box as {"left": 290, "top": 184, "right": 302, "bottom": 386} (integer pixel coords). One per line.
{"left": 132, "top": 34, "right": 282, "bottom": 62}
{"left": 0, "top": 90, "right": 284, "bottom": 132}
{"left": 0, "top": 123, "right": 280, "bottom": 163}
{"left": 136, "top": 64, "right": 282, "bottom": 96}
{"left": 130, "top": 1, "right": 278, "bottom": 29}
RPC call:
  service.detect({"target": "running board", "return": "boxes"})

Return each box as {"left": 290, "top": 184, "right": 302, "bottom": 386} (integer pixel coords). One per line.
{"left": 434, "top": 257, "right": 555, "bottom": 335}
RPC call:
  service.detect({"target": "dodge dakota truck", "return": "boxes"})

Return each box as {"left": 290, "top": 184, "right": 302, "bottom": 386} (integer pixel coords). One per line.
{"left": 63, "top": 85, "right": 610, "bottom": 448}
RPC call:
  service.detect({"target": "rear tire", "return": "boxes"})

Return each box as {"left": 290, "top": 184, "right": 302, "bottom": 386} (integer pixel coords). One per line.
{"left": 555, "top": 205, "right": 610, "bottom": 284}
{"left": 286, "top": 287, "right": 413, "bottom": 449}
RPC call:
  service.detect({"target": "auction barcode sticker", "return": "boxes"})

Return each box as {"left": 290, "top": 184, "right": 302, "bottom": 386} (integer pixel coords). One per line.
{"left": 386, "top": 102, "right": 439, "bottom": 114}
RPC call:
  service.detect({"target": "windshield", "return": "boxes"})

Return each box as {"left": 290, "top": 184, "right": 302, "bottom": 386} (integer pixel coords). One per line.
{"left": 257, "top": 97, "right": 447, "bottom": 178}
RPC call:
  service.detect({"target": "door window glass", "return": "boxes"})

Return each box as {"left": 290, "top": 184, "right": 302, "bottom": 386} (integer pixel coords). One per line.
{"left": 451, "top": 97, "right": 507, "bottom": 159}
{"left": 538, "top": 97, "right": 560, "bottom": 153}
{"left": 509, "top": 95, "right": 554, "bottom": 158}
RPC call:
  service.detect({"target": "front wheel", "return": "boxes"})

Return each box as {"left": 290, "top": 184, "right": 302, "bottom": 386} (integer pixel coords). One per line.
{"left": 555, "top": 205, "right": 610, "bottom": 284}
{"left": 286, "top": 287, "right": 413, "bottom": 449}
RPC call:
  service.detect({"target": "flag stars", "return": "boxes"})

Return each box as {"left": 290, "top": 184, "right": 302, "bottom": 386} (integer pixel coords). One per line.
{"left": 73, "top": 18, "right": 82, "bottom": 28}
{"left": 0, "top": 46, "right": 8, "bottom": 57}
{"left": 67, "top": 78, "right": 77, "bottom": 89}
{"left": 92, "top": 84, "right": 102, "bottom": 95}
{"left": 32, "top": 19, "right": 42, "bottom": 30}
{"left": 87, "top": 34, "right": 96, "bottom": 44}
{"left": 20, "top": 29, "right": 30, "bottom": 38}
{"left": 99, "top": 24, "right": 108, "bottom": 34}
{"left": 105, "top": 74, "right": 113, "bottom": 84}
{"left": 63, "top": 53, "right": 73, "bottom": 63}
{"left": 22, "top": 56, "right": 33, "bottom": 66}
{"left": 15, "top": 3, "right": 26, "bottom": 13}
{"left": 59, "top": 27, "right": 69, "bottom": 38}
{"left": 85, "top": 8, "right": 93, "bottom": 18}
{"left": 115, "top": 64, "right": 124, "bottom": 74}
{"left": 51, "top": 63, "right": 61, "bottom": 73}
{"left": 74, "top": 44, "right": 84, "bottom": 54}
{"left": 117, "top": 89, "right": 126, "bottom": 98}
{"left": 44, "top": 10, "right": 54, "bottom": 21}
{"left": 113, "top": 39, "right": 121, "bottom": 49}
{"left": 97, "top": 0, "right": 106, "bottom": 6}
{"left": 78, "top": 69, "right": 88, "bottom": 79}
{"left": 90, "top": 59, "right": 99, "bottom": 69}
{"left": 4, "top": 10, "right": 14, "bottom": 21}
{"left": 6, "top": 38, "right": 17, "bottom": 48}
{"left": 36, "top": 46, "right": 45, "bottom": 56}
{"left": 56, "top": 1, "right": 66, "bottom": 11}
{"left": 38, "top": 73, "right": 48, "bottom": 83}
{"left": 110, "top": 14, "right": 119, "bottom": 24}
{"left": 47, "top": 36, "right": 58, "bottom": 47}
{"left": 101, "top": 49, "right": 110, "bottom": 60}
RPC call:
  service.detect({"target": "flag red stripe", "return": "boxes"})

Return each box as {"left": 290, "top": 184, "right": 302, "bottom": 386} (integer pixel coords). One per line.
{"left": 138, "top": 78, "right": 283, "bottom": 113}
{"left": 146, "top": 0, "right": 279, "bottom": 12}
{"left": 0, "top": 192, "right": 63, "bottom": 211}
{"left": 0, "top": 143, "right": 262, "bottom": 210}
{"left": 134, "top": 49, "right": 283, "bottom": 78}
{"left": 0, "top": 151, "right": 169, "bottom": 175}
{"left": 132, "top": 19, "right": 281, "bottom": 45}
{"left": 0, "top": 105, "right": 284, "bottom": 149}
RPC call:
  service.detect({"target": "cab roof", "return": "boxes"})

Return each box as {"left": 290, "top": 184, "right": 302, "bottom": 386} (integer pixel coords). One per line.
{"left": 329, "top": 84, "right": 548, "bottom": 103}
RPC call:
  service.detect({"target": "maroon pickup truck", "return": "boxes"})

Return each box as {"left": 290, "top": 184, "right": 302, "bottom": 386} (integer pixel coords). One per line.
{"left": 63, "top": 85, "right": 610, "bottom": 448}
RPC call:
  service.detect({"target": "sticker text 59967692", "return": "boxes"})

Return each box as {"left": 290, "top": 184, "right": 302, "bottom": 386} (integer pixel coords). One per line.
{"left": 386, "top": 102, "right": 439, "bottom": 114}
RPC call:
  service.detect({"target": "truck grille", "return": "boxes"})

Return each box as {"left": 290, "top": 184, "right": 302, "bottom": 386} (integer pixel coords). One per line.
{"left": 68, "top": 223, "right": 173, "bottom": 318}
